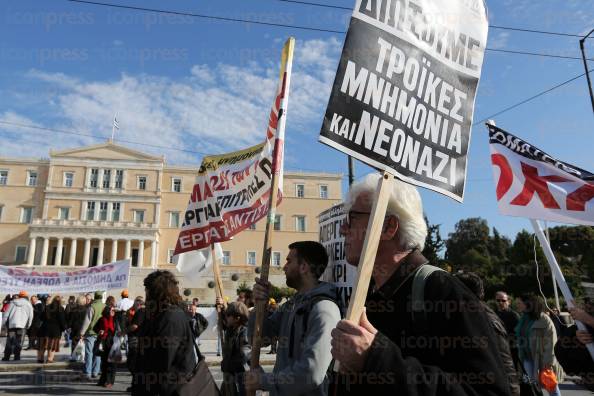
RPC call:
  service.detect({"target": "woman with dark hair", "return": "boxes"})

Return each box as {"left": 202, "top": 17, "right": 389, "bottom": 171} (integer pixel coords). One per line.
{"left": 516, "top": 294, "right": 564, "bottom": 395}
{"left": 37, "top": 295, "right": 67, "bottom": 363}
{"left": 96, "top": 305, "right": 117, "bottom": 388}
{"left": 133, "top": 270, "right": 206, "bottom": 396}
{"left": 68, "top": 296, "right": 88, "bottom": 361}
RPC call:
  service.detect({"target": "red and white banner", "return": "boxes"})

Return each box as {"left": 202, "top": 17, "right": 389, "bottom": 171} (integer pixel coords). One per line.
{"left": 488, "top": 124, "right": 594, "bottom": 226}
{"left": 174, "top": 39, "right": 294, "bottom": 255}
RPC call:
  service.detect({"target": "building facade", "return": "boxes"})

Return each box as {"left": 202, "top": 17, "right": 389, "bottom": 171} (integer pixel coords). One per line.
{"left": 0, "top": 142, "right": 343, "bottom": 299}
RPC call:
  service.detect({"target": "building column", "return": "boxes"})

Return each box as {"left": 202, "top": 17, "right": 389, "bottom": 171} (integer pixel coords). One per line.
{"left": 111, "top": 239, "right": 118, "bottom": 263}
{"left": 55, "top": 238, "right": 64, "bottom": 266}
{"left": 83, "top": 239, "right": 91, "bottom": 267}
{"left": 26, "top": 237, "right": 36, "bottom": 266}
{"left": 40, "top": 237, "right": 50, "bottom": 266}
{"left": 125, "top": 240, "right": 131, "bottom": 260}
{"left": 69, "top": 238, "right": 77, "bottom": 267}
{"left": 98, "top": 239, "right": 105, "bottom": 265}
{"left": 138, "top": 240, "right": 145, "bottom": 267}
{"left": 150, "top": 240, "right": 157, "bottom": 269}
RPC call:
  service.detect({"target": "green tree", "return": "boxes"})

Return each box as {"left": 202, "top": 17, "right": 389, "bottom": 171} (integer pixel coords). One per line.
{"left": 422, "top": 215, "right": 445, "bottom": 266}
{"left": 446, "top": 217, "right": 490, "bottom": 272}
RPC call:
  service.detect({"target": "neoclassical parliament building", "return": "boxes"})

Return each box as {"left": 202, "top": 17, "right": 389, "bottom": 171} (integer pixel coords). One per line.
{"left": 0, "top": 141, "right": 342, "bottom": 298}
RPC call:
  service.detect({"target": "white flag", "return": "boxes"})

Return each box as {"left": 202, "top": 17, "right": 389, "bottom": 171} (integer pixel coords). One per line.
{"left": 174, "top": 243, "right": 223, "bottom": 284}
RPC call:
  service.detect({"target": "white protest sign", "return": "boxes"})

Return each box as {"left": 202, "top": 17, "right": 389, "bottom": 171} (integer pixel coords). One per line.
{"left": 0, "top": 259, "right": 131, "bottom": 294}
{"left": 320, "top": 0, "right": 489, "bottom": 202}
{"left": 319, "top": 204, "right": 354, "bottom": 310}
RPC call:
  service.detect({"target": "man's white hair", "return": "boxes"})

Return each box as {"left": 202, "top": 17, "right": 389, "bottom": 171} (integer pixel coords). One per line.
{"left": 344, "top": 173, "right": 427, "bottom": 250}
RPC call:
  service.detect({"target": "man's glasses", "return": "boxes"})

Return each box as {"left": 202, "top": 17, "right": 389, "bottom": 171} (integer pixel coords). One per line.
{"left": 496, "top": 299, "right": 507, "bottom": 302}
{"left": 346, "top": 210, "right": 372, "bottom": 228}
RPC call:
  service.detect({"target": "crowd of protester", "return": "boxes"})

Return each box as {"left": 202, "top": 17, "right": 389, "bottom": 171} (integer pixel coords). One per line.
{"left": 3, "top": 177, "right": 594, "bottom": 395}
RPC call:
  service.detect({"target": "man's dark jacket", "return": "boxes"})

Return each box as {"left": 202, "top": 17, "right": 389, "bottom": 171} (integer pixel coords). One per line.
{"left": 337, "top": 250, "right": 511, "bottom": 396}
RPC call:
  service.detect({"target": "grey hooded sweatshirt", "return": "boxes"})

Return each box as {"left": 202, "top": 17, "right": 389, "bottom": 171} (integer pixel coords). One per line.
{"left": 259, "top": 281, "right": 341, "bottom": 396}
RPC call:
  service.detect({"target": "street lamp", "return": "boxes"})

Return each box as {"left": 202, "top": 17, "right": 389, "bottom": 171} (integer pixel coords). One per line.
{"left": 579, "top": 28, "right": 594, "bottom": 114}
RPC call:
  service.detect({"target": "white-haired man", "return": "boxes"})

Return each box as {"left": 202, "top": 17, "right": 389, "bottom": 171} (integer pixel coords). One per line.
{"left": 330, "top": 174, "right": 511, "bottom": 395}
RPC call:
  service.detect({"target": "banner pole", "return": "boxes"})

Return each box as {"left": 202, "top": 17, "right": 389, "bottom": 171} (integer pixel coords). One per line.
{"left": 334, "top": 171, "right": 395, "bottom": 371}
{"left": 211, "top": 244, "right": 226, "bottom": 350}
{"left": 531, "top": 219, "right": 594, "bottom": 361}
{"left": 544, "top": 221, "right": 561, "bottom": 311}
{"left": 249, "top": 38, "right": 295, "bottom": 387}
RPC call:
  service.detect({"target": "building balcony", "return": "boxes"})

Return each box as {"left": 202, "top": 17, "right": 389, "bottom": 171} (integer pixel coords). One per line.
{"left": 28, "top": 218, "right": 160, "bottom": 240}
{"left": 31, "top": 218, "right": 158, "bottom": 229}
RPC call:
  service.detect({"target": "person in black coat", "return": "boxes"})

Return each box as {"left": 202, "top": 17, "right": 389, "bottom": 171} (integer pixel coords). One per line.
{"left": 37, "top": 295, "right": 67, "bottom": 363}
{"left": 329, "top": 174, "right": 511, "bottom": 396}
{"left": 68, "top": 296, "right": 88, "bottom": 360}
{"left": 132, "top": 271, "right": 203, "bottom": 396}
{"left": 27, "top": 295, "right": 45, "bottom": 350}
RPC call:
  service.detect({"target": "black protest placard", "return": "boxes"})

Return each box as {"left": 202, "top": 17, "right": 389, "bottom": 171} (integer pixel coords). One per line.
{"left": 319, "top": 0, "right": 488, "bottom": 202}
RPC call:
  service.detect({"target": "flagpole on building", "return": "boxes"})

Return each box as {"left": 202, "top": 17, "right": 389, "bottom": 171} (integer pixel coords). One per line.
{"left": 111, "top": 114, "right": 119, "bottom": 142}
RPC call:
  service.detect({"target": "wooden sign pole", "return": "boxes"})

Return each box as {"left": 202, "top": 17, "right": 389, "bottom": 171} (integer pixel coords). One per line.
{"left": 211, "top": 244, "right": 226, "bottom": 350}
{"left": 335, "top": 170, "right": 394, "bottom": 371}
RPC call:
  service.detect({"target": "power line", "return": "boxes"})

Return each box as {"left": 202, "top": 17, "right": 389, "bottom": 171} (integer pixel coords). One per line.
{"left": 62, "top": 0, "right": 591, "bottom": 62}
{"left": 487, "top": 48, "right": 592, "bottom": 61}
{"left": 476, "top": 68, "right": 594, "bottom": 123}
{"left": 0, "top": 120, "right": 349, "bottom": 176}
{"left": 0, "top": 120, "right": 209, "bottom": 155}
{"left": 268, "top": 0, "right": 593, "bottom": 39}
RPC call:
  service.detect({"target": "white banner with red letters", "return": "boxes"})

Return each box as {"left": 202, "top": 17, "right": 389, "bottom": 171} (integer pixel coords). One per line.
{"left": 174, "top": 39, "right": 294, "bottom": 255}
{"left": 0, "top": 259, "right": 131, "bottom": 294}
{"left": 488, "top": 124, "right": 594, "bottom": 226}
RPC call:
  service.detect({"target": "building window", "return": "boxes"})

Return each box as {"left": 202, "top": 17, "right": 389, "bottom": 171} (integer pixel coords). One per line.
{"left": 172, "top": 177, "right": 182, "bottom": 193}
{"left": 137, "top": 176, "right": 147, "bottom": 190}
{"left": 15, "top": 246, "right": 27, "bottom": 264}
{"left": 99, "top": 201, "right": 108, "bottom": 221}
{"left": 272, "top": 251, "right": 281, "bottom": 267}
{"left": 115, "top": 169, "right": 124, "bottom": 189}
{"left": 247, "top": 251, "right": 256, "bottom": 266}
{"left": 0, "top": 170, "right": 8, "bottom": 185}
{"left": 295, "top": 215, "right": 306, "bottom": 232}
{"left": 27, "top": 171, "right": 37, "bottom": 186}
{"left": 273, "top": 215, "right": 282, "bottom": 231}
{"left": 134, "top": 210, "right": 145, "bottom": 223}
{"left": 296, "top": 184, "right": 305, "bottom": 198}
{"left": 168, "top": 249, "right": 175, "bottom": 264}
{"left": 169, "top": 212, "right": 180, "bottom": 228}
{"left": 112, "top": 202, "right": 120, "bottom": 221}
{"left": 89, "top": 168, "right": 99, "bottom": 188}
{"left": 320, "top": 185, "right": 328, "bottom": 199}
{"left": 102, "top": 169, "right": 111, "bottom": 189}
{"left": 223, "top": 251, "right": 231, "bottom": 265}
{"left": 248, "top": 223, "right": 256, "bottom": 230}
{"left": 59, "top": 207, "right": 70, "bottom": 220}
{"left": 0, "top": 205, "right": 3, "bottom": 221}
{"left": 86, "top": 202, "right": 96, "bottom": 220}
{"left": 64, "top": 172, "right": 74, "bottom": 187}
{"left": 21, "top": 207, "right": 33, "bottom": 224}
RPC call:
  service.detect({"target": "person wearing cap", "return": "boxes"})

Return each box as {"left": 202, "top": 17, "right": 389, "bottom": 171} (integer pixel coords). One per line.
{"left": 2, "top": 291, "right": 33, "bottom": 361}
{"left": 79, "top": 291, "right": 106, "bottom": 379}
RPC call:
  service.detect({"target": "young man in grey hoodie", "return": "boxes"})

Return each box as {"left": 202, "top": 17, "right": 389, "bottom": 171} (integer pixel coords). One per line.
{"left": 2, "top": 291, "right": 33, "bottom": 361}
{"left": 247, "top": 241, "right": 341, "bottom": 396}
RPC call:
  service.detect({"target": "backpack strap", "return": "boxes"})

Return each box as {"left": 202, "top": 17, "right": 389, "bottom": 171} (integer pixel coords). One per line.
{"left": 411, "top": 264, "right": 445, "bottom": 323}
{"left": 288, "top": 295, "right": 340, "bottom": 359}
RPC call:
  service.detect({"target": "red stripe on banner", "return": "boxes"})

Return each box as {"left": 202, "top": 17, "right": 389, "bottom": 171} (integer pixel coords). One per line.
{"left": 491, "top": 154, "right": 513, "bottom": 200}
{"left": 174, "top": 190, "right": 283, "bottom": 255}
{"left": 509, "top": 162, "right": 571, "bottom": 209}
